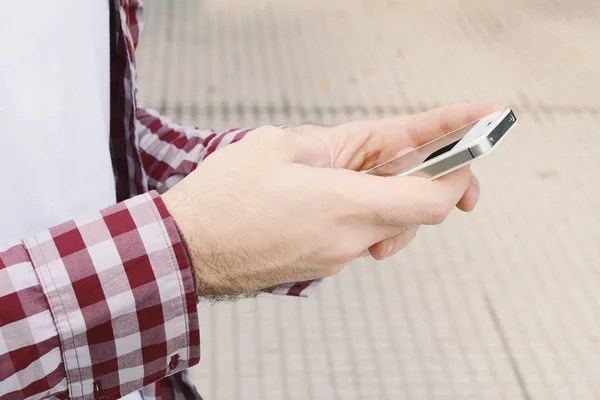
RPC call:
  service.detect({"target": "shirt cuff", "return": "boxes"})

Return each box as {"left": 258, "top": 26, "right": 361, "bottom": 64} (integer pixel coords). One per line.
{"left": 23, "top": 191, "right": 200, "bottom": 399}
{"left": 270, "top": 279, "right": 323, "bottom": 297}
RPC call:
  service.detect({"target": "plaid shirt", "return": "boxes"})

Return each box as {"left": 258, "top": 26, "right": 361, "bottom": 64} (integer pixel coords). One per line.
{"left": 0, "top": 1, "right": 319, "bottom": 399}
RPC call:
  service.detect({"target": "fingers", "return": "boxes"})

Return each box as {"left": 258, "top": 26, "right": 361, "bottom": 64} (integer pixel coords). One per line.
{"left": 456, "top": 171, "right": 481, "bottom": 212}
{"left": 369, "top": 103, "right": 504, "bottom": 151}
{"left": 364, "top": 169, "right": 476, "bottom": 261}
{"left": 336, "top": 103, "right": 505, "bottom": 170}
{"left": 368, "top": 225, "right": 419, "bottom": 260}
{"left": 355, "top": 166, "right": 472, "bottom": 230}
{"left": 403, "top": 103, "right": 505, "bottom": 147}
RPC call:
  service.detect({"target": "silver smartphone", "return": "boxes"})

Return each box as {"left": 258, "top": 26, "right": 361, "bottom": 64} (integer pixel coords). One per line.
{"left": 366, "top": 108, "right": 517, "bottom": 179}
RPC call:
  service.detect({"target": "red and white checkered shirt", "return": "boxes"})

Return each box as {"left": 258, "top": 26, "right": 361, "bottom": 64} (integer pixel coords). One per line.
{"left": 0, "top": 1, "right": 319, "bottom": 399}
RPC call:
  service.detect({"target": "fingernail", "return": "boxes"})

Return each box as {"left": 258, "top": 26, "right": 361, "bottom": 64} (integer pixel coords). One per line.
{"left": 386, "top": 238, "right": 395, "bottom": 256}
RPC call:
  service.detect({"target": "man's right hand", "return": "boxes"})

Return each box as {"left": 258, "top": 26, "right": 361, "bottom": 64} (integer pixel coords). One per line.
{"left": 161, "top": 124, "right": 473, "bottom": 298}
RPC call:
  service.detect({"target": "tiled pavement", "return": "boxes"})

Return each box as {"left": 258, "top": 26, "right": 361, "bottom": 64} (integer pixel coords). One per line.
{"left": 136, "top": 1, "right": 600, "bottom": 398}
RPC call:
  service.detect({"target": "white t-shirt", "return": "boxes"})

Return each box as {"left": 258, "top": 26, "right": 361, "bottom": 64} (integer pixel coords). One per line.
{"left": 0, "top": 2, "right": 142, "bottom": 399}
{"left": 0, "top": 0, "right": 116, "bottom": 248}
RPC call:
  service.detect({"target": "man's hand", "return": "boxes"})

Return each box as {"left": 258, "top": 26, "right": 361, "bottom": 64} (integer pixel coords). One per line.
{"left": 162, "top": 103, "right": 502, "bottom": 298}
{"left": 290, "top": 102, "right": 502, "bottom": 259}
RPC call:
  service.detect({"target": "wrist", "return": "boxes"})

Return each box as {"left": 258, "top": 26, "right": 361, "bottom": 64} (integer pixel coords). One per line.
{"left": 161, "top": 191, "right": 237, "bottom": 299}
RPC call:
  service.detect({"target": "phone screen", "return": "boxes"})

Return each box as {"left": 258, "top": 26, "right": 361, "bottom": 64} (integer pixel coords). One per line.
{"left": 366, "top": 119, "right": 481, "bottom": 177}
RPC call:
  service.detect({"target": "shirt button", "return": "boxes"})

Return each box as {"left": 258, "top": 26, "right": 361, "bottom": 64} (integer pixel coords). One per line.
{"left": 169, "top": 354, "right": 180, "bottom": 370}
{"left": 93, "top": 381, "right": 102, "bottom": 396}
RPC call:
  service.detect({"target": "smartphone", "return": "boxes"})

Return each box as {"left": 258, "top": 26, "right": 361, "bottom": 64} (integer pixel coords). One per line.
{"left": 366, "top": 108, "right": 517, "bottom": 179}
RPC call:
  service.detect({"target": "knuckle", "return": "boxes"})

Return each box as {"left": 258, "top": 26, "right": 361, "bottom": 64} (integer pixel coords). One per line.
{"left": 332, "top": 242, "right": 364, "bottom": 264}
{"left": 391, "top": 224, "right": 409, "bottom": 236}
{"left": 422, "top": 203, "right": 452, "bottom": 225}
{"left": 371, "top": 201, "right": 401, "bottom": 227}
{"left": 250, "top": 125, "right": 286, "bottom": 143}
{"left": 247, "top": 126, "right": 300, "bottom": 156}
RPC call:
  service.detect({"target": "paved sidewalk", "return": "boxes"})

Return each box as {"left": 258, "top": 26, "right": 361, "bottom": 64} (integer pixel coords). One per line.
{"left": 137, "top": 1, "right": 600, "bottom": 398}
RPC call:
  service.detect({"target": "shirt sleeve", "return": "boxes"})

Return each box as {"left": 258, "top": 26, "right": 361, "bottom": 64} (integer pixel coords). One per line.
{"left": 134, "top": 107, "right": 253, "bottom": 193}
{"left": 0, "top": 191, "right": 199, "bottom": 400}
{"left": 121, "top": 0, "right": 252, "bottom": 192}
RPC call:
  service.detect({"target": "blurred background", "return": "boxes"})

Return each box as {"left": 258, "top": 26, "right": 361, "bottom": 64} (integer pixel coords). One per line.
{"left": 136, "top": 1, "right": 600, "bottom": 399}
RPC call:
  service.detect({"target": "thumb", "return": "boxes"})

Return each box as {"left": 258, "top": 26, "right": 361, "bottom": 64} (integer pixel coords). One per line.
{"left": 366, "top": 147, "right": 419, "bottom": 177}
